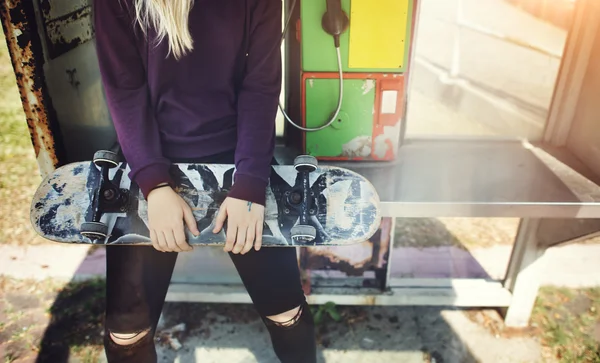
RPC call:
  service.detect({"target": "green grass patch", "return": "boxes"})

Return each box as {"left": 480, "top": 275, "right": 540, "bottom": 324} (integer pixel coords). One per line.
{"left": 0, "top": 31, "right": 30, "bottom": 157}
{"left": 532, "top": 286, "right": 600, "bottom": 362}
{"left": 0, "top": 32, "right": 46, "bottom": 246}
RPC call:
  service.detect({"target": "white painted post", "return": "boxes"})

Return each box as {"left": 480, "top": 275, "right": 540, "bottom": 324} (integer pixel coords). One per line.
{"left": 503, "top": 218, "right": 548, "bottom": 327}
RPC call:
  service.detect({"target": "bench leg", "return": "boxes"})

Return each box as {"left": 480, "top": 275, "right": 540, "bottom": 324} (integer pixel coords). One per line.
{"left": 502, "top": 218, "right": 548, "bottom": 327}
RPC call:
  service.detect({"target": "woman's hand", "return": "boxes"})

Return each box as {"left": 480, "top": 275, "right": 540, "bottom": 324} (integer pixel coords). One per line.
{"left": 213, "top": 197, "right": 264, "bottom": 254}
{"left": 147, "top": 185, "right": 199, "bottom": 252}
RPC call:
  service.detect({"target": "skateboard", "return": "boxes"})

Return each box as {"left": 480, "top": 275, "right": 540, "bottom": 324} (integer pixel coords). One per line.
{"left": 30, "top": 150, "right": 381, "bottom": 247}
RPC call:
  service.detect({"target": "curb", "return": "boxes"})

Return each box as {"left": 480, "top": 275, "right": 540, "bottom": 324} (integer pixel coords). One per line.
{"left": 410, "top": 56, "right": 547, "bottom": 139}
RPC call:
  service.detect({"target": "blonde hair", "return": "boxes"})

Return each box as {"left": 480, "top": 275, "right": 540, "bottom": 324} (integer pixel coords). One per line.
{"left": 134, "top": 0, "right": 194, "bottom": 59}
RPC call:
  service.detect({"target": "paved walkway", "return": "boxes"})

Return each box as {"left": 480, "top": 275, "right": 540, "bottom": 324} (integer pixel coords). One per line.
{"left": 2, "top": 240, "right": 598, "bottom": 362}
{"left": 151, "top": 304, "right": 542, "bottom": 363}
{"left": 3, "top": 242, "right": 600, "bottom": 288}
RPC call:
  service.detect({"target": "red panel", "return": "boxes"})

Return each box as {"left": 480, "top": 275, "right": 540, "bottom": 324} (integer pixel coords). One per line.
{"left": 372, "top": 76, "right": 405, "bottom": 160}
{"left": 301, "top": 72, "right": 405, "bottom": 161}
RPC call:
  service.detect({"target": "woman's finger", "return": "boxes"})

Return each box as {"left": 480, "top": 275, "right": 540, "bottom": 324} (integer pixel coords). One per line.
{"left": 213, "top": 203, "right": 228, "bottom": 234}
{"left": 232, "top": 225, "right": 247, "bottom": 254}
{"left": 241, "top": 223, "right": 255, "bottom": 255}
{"left": 254, "top": 222, "right": 263, "bottom": 251}
{"left": 175, "top": 223, "right": 193, "bottom": 252}
{"left": 163, "top": 230, "right": 179, "bottom": 252}
{"left": 224, "top": 218, "right": 237, "bottom": 252}
{"left": 182, "top": 204, "right": 200, "bottom": 237}
{"left": 157, "top": 230, "right": 170, "bottom": 252}
{"left": 150, "top": 229, "right": 163, "bottom": 252}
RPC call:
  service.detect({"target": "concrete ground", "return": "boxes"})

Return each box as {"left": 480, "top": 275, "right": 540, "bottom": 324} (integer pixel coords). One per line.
{"left": 3, "top": 243, "right": 600, "bottom": 289}
{"left": 152, "top": 305, "right": 542, "bottom": 363}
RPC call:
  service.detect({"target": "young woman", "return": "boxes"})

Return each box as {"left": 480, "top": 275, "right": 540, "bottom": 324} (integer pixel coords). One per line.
{"left": 93, "top": 0, "right": 316, "bottom": 362}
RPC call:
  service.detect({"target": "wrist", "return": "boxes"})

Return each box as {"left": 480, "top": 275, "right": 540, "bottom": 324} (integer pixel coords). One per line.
{"left": 228, "top": 174, "right": 267, "bottom": 206}
{"left": 133, "top": 162, "right": 174, "bottom": 199}
{"left": 147, "top": 183, "right": 172, "bottom": 199}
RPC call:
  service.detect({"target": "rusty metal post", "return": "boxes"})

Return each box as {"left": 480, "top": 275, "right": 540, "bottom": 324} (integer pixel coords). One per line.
{"left": 0, "top": 0, "right": 65, "bottom": 177}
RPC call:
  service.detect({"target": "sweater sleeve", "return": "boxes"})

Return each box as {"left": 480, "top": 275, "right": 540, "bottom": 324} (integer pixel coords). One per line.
{"left": 227, "top": 0, "right": 282, "bottom": 206}
{"left": 93, "top": 0, "right": 173, "bottom": 198}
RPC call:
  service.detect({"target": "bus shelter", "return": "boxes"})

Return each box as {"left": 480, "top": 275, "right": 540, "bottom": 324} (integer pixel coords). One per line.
{"left": 2, "top": 0, "right": 599, "bottom": 327}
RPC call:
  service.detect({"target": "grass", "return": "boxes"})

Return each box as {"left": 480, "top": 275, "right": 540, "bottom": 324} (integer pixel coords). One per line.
{"left": 0, "top": 32, "right": 46, "bottom": 246}
{"left": 393, "top": 217, "right": 521, "bottom": 250}
{"left": 531, "top": 286, "right": 600, "bottom": 362}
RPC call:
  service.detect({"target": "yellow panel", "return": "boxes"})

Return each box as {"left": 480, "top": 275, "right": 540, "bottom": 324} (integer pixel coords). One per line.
{"left": 348, "top": 0, "right": 410, "bottom": 69}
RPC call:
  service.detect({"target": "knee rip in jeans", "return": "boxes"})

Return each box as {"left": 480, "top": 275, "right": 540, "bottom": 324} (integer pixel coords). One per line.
{"left": 109, "top": 327, "right": 152, "bottom": 346}
{"left": 265, "top": 305, "right": 304, "bottom": 328}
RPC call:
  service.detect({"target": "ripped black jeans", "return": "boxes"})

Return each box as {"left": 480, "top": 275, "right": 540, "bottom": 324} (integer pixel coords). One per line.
{"left": 104, "top": 150, "right": 316, "bottom": 363}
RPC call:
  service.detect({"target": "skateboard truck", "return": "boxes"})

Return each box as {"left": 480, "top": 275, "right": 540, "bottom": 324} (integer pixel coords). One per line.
{"left": 288, "top": 155, "right": 319, "bottom": 243}
{"left": 80, "top": 148, "right": 128, "bottom": 241}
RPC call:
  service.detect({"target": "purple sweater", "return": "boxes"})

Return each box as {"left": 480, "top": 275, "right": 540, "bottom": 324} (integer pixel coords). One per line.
{"left": 93, "top": 0, "right": 282, "bottom": 206}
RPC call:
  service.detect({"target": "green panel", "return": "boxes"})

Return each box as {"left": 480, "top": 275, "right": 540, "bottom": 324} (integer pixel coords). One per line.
{"left": 300, "top": 0, "right": 413, "bottom": 73}
{"left": 305, "top": 78, "right": 375, "bottom": 157}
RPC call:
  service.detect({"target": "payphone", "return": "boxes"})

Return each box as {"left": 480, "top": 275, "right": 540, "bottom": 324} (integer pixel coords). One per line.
{"left": 280, "top": 0, "right": 415, "bottom": 161}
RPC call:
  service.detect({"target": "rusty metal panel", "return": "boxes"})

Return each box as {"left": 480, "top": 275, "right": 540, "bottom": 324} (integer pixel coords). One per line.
{"left": 29, "top": 0, "right": 116, "bottom": 162}
{"left": 0, "top": 0, "right": 115, "bottom": 171}
{"left": 40, "top": 0, "right": 88, "bottom": 18}
{"left": 0, "top": 0, "right": 66, "bottom": 176}
{"left": 299, "top": 217, "right": 393, "bottom": 293}
{"left": 39, "top": 0, "right": 93, "bottom": 59}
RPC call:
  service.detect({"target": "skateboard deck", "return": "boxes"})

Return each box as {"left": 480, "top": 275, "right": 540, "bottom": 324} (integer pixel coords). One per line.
{"left": 30, "top": 153, "right": 381, "bottom": 247}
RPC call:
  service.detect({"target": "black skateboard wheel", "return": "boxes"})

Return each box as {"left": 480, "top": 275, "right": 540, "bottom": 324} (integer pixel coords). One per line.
{"left": 294, "top": 155, "right": 318, "bottom": 173}
{"left": 291, "top": 224, "right": 317, "bottom": 243}
{"left": 93, "top": 150, "right": 120, "bottom": 169}
{"left": 80, "top": 221, "right": 109, "bottom": 241}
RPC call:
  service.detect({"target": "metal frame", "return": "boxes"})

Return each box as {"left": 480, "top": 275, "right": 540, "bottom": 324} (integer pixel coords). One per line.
{"left": 544, "top": 0, "right": 600, "bottom": 145}
{"left": 166, "top": 279, "right": 513, "bottom": 307}
{"left": 502, "top": 218, "right": 546, "bottom": 327}
{"left": 0, "top": 0, "right": 66, "bottom": 176}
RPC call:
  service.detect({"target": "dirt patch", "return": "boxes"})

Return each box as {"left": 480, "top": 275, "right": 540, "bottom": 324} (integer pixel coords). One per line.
{"left": 162, "top": 302, "right": 260, "bottom": 328}
{"left": 0, "top": 276, "right": 106, "bottom": 363}
{"left": 160, "top": 301, "right": 261, "bottom": 342}
{"left": 464, "top": 309, "right": 541, "bottom": 339}
{"left": 564, "top": 294, "right": 593, "bottom": 316}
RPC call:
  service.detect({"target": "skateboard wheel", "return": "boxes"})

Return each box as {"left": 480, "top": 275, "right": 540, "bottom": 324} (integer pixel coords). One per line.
{"left": 294, "top": 155, "right": 318, "bottom": 173}
{"left": 93, "top": 150, "right": 120, "bottom": 169}
{"left": 80, "top": 221, "right": 108, "bottom": 241}
{"left": 291, "top": 224, "right": 317, "bottom": 243}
